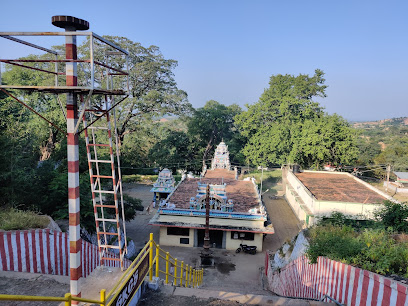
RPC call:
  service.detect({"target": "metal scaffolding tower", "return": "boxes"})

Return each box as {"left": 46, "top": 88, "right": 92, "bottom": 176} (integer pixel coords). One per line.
{"left": 0, "top": 15, "right": 130, "bottom": 299}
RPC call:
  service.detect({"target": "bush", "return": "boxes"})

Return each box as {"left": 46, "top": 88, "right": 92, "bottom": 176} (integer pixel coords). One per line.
{"left": 374, "top": 201, "right": 408, "bottom": 232}
{"left": 318, "top": 211, "right": 376, "bottom": 229}
{"left": 306, "top": 224, "right": 408, "bottom": 278}
{"left": 353, "top": 229, "right": 408, "bottom": 277}
{"left": 306, "top": 225, "right": 364, "bottom": 263}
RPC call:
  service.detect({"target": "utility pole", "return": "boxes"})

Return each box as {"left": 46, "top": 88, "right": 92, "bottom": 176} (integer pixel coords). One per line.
{"left": 200, "top": 184, "right": 213, "bottom": 265}
{"left": 386, "top": 164, "right": 391, "bottom": 192}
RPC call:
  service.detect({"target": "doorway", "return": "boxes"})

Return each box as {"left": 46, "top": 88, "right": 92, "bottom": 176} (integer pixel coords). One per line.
{"left": 196, "top": 229, "right": 224, "bottom": 248}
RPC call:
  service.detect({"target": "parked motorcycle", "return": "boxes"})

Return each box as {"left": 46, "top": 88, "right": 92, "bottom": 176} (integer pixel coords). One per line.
{"left": 236, "top": 243, "right": 257, "bottom": 255}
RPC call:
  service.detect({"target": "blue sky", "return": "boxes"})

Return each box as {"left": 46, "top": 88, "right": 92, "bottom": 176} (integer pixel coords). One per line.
{"left": 1, "top": 0, "right": 407, "bottom": 121}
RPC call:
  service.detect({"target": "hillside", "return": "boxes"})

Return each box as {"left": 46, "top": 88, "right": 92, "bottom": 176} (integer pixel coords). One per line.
{"left": 352, "top": 117, "right": 408, "bottom": 129}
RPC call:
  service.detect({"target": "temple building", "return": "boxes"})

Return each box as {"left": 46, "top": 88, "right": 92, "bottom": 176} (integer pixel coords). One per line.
{"left": 150, "top": 168, "right": 175, "bottom": 204}
{"left": 211, "top": 141, "right": 231, "bottom": 170}
{"left": 149, "top": 142, "right": 274, "bottom": 251}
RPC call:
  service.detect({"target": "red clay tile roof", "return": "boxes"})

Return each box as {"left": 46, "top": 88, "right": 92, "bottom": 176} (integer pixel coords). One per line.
{"left": 295, "top": 172, "right": 386, "bottom": 204}
{"left": 205, "top": 169, "right": 236, "bottom": 179}
{"left": 168, "top": 173, "right": 259, "bottom": 213}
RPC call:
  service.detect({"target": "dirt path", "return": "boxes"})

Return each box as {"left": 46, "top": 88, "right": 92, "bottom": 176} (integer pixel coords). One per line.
{"left": 0, "top": 271, "right": 69, "bottom": 305}
{"left": 139, "top": 289, "right": 242, "bottom": 306}
{"left": 122, "top": 183, "right": 160, "bottom": 250}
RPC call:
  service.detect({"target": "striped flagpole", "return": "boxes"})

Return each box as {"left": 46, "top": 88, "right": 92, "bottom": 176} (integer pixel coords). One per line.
{"left": 52, "top": 16, "right": 89, "bottom": 302}
{"left": 65, "top": 30, "right": 82, "bottom": 300}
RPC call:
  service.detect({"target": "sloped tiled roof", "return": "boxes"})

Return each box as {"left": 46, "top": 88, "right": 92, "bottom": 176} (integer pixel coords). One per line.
{"left": 168, "top": 169, "right": 259, "bottom": 213}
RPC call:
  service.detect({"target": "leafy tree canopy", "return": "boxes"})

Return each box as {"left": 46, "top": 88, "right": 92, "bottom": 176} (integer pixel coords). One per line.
{"left": 187, "top": 100, "right": 243, "bottom": 167}
{"left": 235, "top": 69, "right": 358, "bottom": 168}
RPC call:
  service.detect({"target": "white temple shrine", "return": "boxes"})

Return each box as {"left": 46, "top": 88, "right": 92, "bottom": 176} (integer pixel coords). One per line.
{"left": 150, "top": 168, "right": 175, "bottom": 204}
{"left": 211, "top": 141, "right": 231, "bottom": 170}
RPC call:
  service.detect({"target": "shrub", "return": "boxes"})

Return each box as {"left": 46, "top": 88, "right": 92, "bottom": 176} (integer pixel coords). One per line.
{"left": 353, "top": 229, "right": 408, "bottom": 277}
{"left": 306, "top": 225, "right": 364, "bottom": 264}
{"left": 374, "top": 201, "right": 408, "bottom": 233}
{"left": 307, "top": 224, "right": 408, "bottom": 278}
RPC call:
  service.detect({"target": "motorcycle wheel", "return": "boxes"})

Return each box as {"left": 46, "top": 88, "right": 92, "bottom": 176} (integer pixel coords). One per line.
{"left": 250, "top": 249, "right": 256, "bottom": 255}
{"left": 236, "top": 248, "right": 241, "bottom": 253}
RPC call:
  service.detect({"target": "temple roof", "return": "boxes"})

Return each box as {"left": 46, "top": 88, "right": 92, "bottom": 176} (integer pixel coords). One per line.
{"left": 167, "top": 169, "right": 259, "bottom": 213}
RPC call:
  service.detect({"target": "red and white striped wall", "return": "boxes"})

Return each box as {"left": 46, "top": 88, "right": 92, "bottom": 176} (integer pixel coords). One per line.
{"left": 266, "top": 254, "right": 408, "bottom": 305}
{"left": 0, "top": 230, "right": 130, "bottom": 278}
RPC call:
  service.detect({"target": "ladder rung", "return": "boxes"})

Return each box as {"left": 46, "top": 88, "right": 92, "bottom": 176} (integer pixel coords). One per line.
{"left": 92, "top": 175, "right": 113, "bottom": 179}
{"left": 92, "top": 189, "right": 115, "bottom": 194}
{"left": 95, "top": 204, "right": 117, "bottom": 208}
{"left": 96, "top": 218, "right": 118, "bottom": 223}
{"left": 100, "top": 245, "right": 121, "bottom": 249}
{"left": 88, "top": 126, "right": 108, "bottom": 130}
{"left": 88, "top": 144, "right": 110, "bottom": 147}
{"left": 90, "top": 159, "right": 112, "bottom": 163}
{"left": 101, "top": 257, "right": 121, "bottom": 261}
{"left": 98, "top": 232, "right": 119, "bottom": 236}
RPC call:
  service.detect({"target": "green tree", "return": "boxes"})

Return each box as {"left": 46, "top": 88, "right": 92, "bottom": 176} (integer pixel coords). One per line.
{"left": 235, "top": 70, "right": 358, "bottom": 168}
{"left": 78, "top": 36, "right": 193, "bottom": 147}
{"left": 149, "top": 130, "right": 194, "bottom": 171}
{"left": 187, "top": 100, "right": 243, "bottom": 167}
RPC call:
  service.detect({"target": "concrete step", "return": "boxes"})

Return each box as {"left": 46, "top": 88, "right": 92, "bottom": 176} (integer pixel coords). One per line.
{"left": 159, "top": 285, "right": 330, "bottom": 305}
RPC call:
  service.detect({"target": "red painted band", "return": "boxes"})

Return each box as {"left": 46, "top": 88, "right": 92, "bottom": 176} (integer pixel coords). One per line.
{"left": 24, "top": 231, "right": 30, "bottom": 273}
{"left": 70, "top": 239, "right": 82, "bottom": 253}
{"left": 67, "top": 135, "right": 79, "bottom": 146}
{"left": 46, "top": 229, "right": 52, "bottom": 274}
{"left": 31, "top": 230, "right": 37, "bottom": 273}
{"left": 15, "top": 231, "right": 22, "bottom": 272}
{"left": 70, "top": 267, "right": 82, "bottom": 280}
{"left": 68, "top": 186, "right": 80, "bottom": 199}
{"left": 67, "top": 161, "right": 79, "bottom": 173}
{"left": 39, "top": 230, "right": 45, "bottom": 273}
{"left": 0, "top": 233, "right": 8, "bottom": 270}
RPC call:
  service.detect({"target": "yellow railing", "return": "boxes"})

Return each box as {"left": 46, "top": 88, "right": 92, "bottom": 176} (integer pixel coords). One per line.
{"left": 149, "top": 233, "right": 203, "bottom": 287}
{"left": 0, "top": 233, "right": 203, "bottom": 305}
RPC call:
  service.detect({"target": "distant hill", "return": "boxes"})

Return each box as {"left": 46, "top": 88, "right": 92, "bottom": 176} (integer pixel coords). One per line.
{"left": 352, "top": 117, "right": 408, "bottom": 129}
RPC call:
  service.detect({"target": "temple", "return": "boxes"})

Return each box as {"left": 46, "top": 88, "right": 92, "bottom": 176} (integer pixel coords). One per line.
{"left": 211, "top": 141, "right": 231, "bottom": 170}
{"left": 149, "top": 142, "right": 274, "bottom": 251}
{"left": 150, "top": 168, "right": 176, "bottom": 204}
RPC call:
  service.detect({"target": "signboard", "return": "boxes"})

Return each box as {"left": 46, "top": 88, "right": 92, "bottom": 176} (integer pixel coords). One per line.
{"left": 110, "top": 254, "right": 149, "bottom": 306}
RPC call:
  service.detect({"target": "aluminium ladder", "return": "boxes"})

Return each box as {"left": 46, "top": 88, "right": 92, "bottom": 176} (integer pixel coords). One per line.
{"left": 82, "top": 95, "right": 127, "bottom": 270}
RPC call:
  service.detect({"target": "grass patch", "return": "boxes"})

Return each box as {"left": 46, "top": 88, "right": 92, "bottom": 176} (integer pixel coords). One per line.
{"left": 242, "top": 169, "right": 282, "bottom": 195}
{"left": 0, "top": 208, "right": 50, "bottom": 230}
{"left": 122, "top": 174, "right": 182, "bottom": 184}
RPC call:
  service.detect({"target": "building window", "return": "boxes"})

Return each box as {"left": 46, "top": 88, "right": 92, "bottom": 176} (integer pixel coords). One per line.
{"left": 167, "top": 227, "right": 189, "bottom": 236}
{"left": 180, "top": 238, "right": 189, "bottom": 244}
{"left": 231, "top": 231, "right": 254, "bottom": 241}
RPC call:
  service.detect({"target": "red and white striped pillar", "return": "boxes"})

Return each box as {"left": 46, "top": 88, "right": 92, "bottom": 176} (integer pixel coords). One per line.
{"left": 66, "top": 30, "right": 81, "bottom": 300}
{"left": 52, "top": 15, "right": 89, "bottom": 301}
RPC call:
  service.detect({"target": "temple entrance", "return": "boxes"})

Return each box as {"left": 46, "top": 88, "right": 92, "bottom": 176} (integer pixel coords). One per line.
{"left": 197, "top": 229, "right": 224, "bottom": 248}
